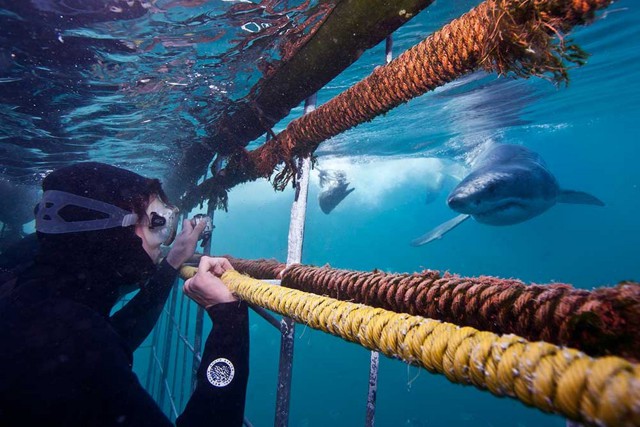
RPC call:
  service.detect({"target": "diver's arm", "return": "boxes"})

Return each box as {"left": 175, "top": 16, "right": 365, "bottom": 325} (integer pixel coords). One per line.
{"left": 176, "top": 256, "right": 249, "bottom": 427}
{"left": 110, "top": 219, "right": 207, "bottom": 350}
{"left": 109, "top": 258, "right": 178, "bottom": 350}
{"left": 176, "top": 301, "right": 250, "bottom": 427}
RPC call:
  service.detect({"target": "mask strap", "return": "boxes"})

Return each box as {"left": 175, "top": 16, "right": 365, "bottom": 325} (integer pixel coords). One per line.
{"left": 36, "top": 190, "right": 139, "bottom": 234}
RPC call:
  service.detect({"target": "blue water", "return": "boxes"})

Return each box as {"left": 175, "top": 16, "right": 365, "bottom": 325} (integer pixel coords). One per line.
{"left": 211, "top": 3, "right": 640, "bottom": 425}
{"left": 2, "top": 0, "right": 640, "bottom": 425}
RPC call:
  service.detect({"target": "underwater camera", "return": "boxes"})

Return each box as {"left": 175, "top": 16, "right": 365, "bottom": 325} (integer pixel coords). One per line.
{"left": 191, "top": 214, "right": 214, "bottom": 247}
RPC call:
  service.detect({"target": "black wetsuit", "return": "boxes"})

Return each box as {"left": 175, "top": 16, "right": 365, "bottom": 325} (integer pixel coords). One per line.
{"left": 110, "top": 259, "right": 186, "bottom": 350}
{"left": 0, "top": 258, "right": 249, "bottom": 426}
{"left": 1, "top": 234, "right": 191, "bottom": 351}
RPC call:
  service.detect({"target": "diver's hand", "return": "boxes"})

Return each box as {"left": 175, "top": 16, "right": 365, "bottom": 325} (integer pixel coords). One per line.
{"left": 165, "top": 218, "right": 207, "bottom": 269}
{"left": 183, "top": 256, "right": 237, "bottom": 308}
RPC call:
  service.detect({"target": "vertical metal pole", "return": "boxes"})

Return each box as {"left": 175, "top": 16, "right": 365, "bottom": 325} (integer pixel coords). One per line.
{"left": 385, "top": 35, "right": 393, "bottom": 64}
{"left": 158, "top": 212, "right": 188, "bottom": 413}
{"left": 146, "top": 312, "right": 162, "bottom": 392}
{"left": 171, "top": 292, "right": 186, "bottom": 400}
{"left": 275, "top": 317, "right": 295, "bottom": 427}
{"left": 365, "top": 351, "right": 379, "bottom": 427}
{"left": 274, "top": 94, "right": 316, "bottom": 427}
{"left": 364, "top": 38, "right": 391, "bottom": 427}
{"left": 180, "top": 294, "right": 192, "bottom": 409}
{"left": 191, "top": 309, "right": 205, "bottom": 391}
{"left": 191, "top": 156, "right": 223, "bottom": 392}
{"left": 158, "top": 269, "right": 180, "bottom": 411}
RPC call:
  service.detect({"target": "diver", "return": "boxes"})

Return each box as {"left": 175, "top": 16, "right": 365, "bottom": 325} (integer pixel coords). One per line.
{"left": 0, "top": 162, "right": 249, "bottom": 426}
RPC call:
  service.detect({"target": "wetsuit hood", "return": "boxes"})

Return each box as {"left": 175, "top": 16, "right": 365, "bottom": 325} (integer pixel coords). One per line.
{"left": 26, "top": 162, "right": 159, "bottom": 315}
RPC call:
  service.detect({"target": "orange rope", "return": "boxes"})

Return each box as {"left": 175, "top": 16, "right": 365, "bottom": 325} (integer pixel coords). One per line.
{"left": 223, "top": 255, "right": 286, "bottom": 279}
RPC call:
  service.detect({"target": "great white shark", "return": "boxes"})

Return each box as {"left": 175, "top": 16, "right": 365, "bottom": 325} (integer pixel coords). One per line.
{"left": 411, "top": 144, "right": 604, "bottom": 246}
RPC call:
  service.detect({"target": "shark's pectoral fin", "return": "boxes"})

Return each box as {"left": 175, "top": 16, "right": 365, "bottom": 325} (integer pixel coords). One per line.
{"left": 410, "top": 214, "right": 470, "bottom": 247}
{"left": 557, "top": 189, "right": 605, "bottom": 206}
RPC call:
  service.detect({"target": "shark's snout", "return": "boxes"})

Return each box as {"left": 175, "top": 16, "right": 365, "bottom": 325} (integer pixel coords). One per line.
{"left": 447, "top": 193, "right": 461, "bottom": 209}
{"left": 447, "top": 191, "right": 473, "bottom": 213}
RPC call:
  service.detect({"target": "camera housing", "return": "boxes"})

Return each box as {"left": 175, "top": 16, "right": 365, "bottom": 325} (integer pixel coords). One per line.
{"left": 191, "top": 214, "right": 213, "bottom": 244}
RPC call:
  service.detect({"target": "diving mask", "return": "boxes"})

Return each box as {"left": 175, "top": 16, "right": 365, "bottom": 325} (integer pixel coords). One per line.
{"left": 140, "top": 197, "right": 180, "bottom": 247}
{"left": 36, "top": 190, "right": 179, "bottom": 248}
{"left": 36, "top": 190, "right": 139, "bottom": 234}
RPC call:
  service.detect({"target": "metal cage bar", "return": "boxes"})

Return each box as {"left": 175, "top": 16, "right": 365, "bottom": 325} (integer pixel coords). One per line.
{"left": 274, "top": 94, "right": 316, "bottom": 427}
{"left": 158, "top": 283, "right": 179, "bottom": 410}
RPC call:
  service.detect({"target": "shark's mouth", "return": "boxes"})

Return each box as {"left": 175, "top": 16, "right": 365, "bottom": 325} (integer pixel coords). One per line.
{"left": 475, "top": 200, "right": 526, "bottom": 217}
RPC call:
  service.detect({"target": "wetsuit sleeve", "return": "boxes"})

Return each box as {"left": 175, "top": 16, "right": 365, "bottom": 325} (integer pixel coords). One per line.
{"left": 110, "top": 258, "right": 178, "bottom": 350}
{"left": 177, "top": 301, "right": 249, "bottom": 427}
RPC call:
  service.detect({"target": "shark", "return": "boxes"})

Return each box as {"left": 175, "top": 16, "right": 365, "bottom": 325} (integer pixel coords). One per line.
{"left": 411, "top": 144, "right": 604, "bottom": 246}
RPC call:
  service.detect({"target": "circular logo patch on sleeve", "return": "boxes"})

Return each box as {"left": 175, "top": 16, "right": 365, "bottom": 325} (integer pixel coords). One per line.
{"left": 206, "top": 358, "right": 235, "bottom": 387}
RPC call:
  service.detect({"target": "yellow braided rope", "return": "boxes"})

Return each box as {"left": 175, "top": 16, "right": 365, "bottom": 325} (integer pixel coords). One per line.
{"left": 180, "top": 268, "right": 640, "bottom": 426}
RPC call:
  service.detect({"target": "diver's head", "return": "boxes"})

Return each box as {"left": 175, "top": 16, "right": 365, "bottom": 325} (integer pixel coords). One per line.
{"left": 34, "top": 162, "right": 178, "bottom": 287}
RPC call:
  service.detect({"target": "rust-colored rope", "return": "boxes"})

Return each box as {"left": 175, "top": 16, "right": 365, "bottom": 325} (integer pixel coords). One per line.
{"left": 215, "top": 255, "right": 639, "bottom": 362}
{"left": 280, "top": 265, "right": 640, "bottom": 362}
{"left": 182, "top": 0, "right": 613, "bottom": 207}
{"left": 186, "top": 254, "right": 286, "bottom": 279}
{"left": 223, "top": 255, "right": 286, "bottom": 280}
